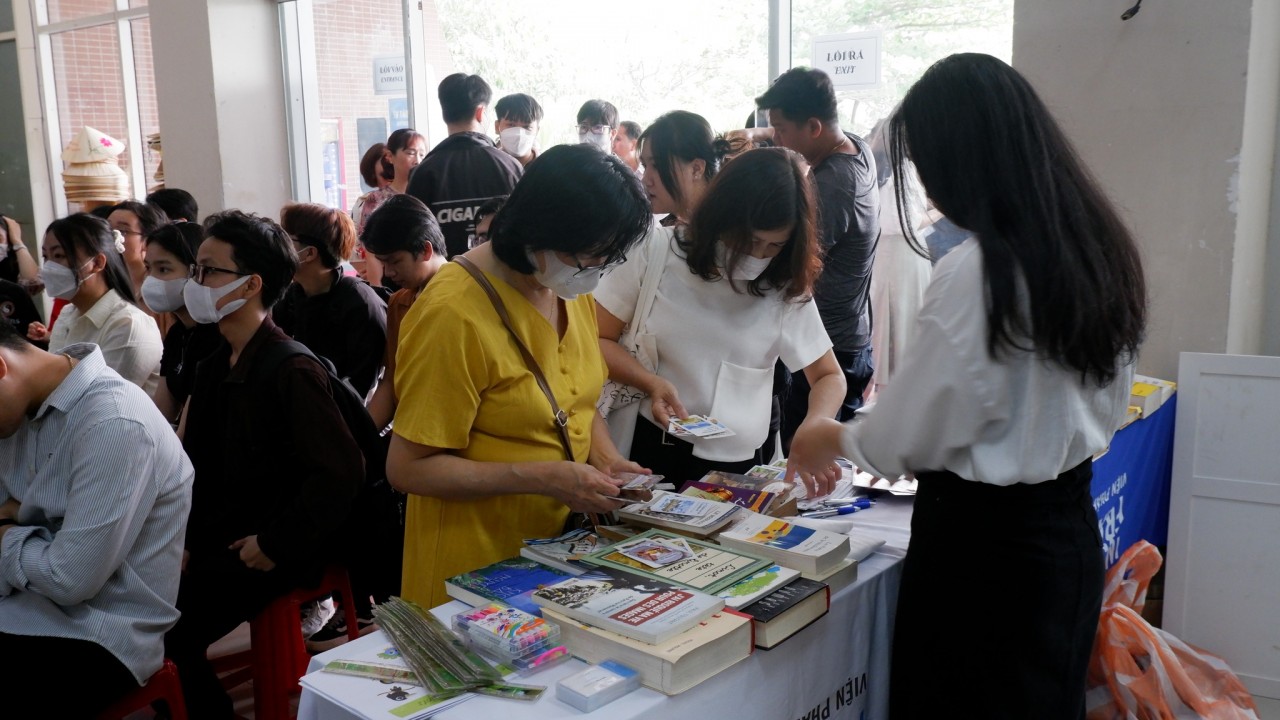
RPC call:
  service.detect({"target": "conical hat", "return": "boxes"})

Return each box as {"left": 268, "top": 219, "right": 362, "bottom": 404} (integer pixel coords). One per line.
{"left": 62, "top": 126, "right": 126, "bottom": 163}
{"left": 62, "top": 160, "right": 128, "bottom": 178}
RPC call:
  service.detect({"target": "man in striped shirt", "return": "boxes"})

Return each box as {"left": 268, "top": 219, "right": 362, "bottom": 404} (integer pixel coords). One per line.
{"left": 0, "top": 321, "right": 194, "bottom": 716}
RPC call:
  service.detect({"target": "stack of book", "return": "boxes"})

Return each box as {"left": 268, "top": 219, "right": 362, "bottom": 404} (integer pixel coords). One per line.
{"left": 616, "top": 490, "right": 742, "bottom": 538}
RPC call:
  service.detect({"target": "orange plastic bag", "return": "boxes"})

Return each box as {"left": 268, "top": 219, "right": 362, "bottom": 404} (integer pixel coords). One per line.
{"left": 1086, "top": 541, "right": 1261, "bottom": 720}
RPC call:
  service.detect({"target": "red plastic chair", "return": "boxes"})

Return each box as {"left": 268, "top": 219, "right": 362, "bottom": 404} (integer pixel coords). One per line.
{"left": 95, "top": 658, "right": 189, "bottom": 720}
{"left": 214, "top": 566, "right": 361, "bottom": 720}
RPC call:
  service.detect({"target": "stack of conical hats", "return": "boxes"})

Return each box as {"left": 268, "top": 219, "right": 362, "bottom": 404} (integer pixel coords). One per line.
{"left": 147, "top": 132, "right": 163, "bottom": 189}
{"left": 62, "top": 126, "right": 130, "bottom": 203}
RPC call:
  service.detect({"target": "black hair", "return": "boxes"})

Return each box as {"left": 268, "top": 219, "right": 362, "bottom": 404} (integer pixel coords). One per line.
{"left": 638, "top": 111, "right": 731, "bottom": 212}
{"left": 755, "top": 67, "right": 839, "bottom": 127}
{"left": 475, "top": 197, "right": 504, "bottom": 221}
{"left": 491, "top": 144, "right": 650, "bottom": 274}
{"left": 146, "top": 188, "right": 199, "bottom": 223}
{"left": 680, "top": 148, "right": 820, "bottom": 301}
{"left": 381, "top": 128, "right": 427, "bottom": 181}
{"left": 145, "top": 221, "right": 204, "bottom": 267}
{"left": 577, "top": 99, "right": 619, "bottom": 128}
{"left": 495, "top": 93, "right": 544, "bottom": 125}
{"left": 361, "top": 194, "right": 445, "bottom": 258}
{"left": 618, "top": 121, "right": 642, "bottom": 142}
{"left": 438, "top": 73, "right": 492, "bottom": 124}
{"left": 890, "top": 53, "right": 1146, "bottom": 386}
{"left": 359, "top": 143, "right": 389, "bottom": 188}
{"left": 89, "top": 205, "right": 116, "bottom": 220}
{"left": 202, "top": 210, "right": 298, "bottom": 310}
{"left": 111, "top": 200, "right": 170, "bottom": 237}
{"left": 45, "top": 214, "right": 139, "bottom": 305}
{"left": 0, "top": 313, "right": 30, "bottom": 352}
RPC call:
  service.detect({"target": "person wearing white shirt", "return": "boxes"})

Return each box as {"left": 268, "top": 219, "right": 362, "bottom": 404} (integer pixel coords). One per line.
{"left": 28, "top": 214, "right": 162, "bottom": 395}
{"left": 787, "top": 54, "right": 1148, "bottom": 720}
{"left": 597, "top": 147, "right": 845, "bottom": 493}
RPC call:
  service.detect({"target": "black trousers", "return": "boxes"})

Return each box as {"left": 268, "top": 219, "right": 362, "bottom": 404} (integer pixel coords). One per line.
{"left": 780, "top": 344, "right": 874, "bottom": 454}
{"left": 164, "top": 548, "right": 312, "bottom": 720}
{"left": 3, "top": 632, "right": 138, "bottom": 716}
{"left": 628, "top": 416, "right": 769, "bottom": 485}
{"left": 890, "top": 460, "right": 1103, "bottom": 720}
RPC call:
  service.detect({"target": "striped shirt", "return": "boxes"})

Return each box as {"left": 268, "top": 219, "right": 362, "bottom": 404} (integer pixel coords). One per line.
{"left": 0, "top": 343, "right": 193, "bottom": 683}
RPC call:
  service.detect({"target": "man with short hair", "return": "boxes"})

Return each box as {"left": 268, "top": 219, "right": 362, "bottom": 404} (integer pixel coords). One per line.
{"left": 754, "top": 67, "right": 880, "bottom": 449}
{"left": 494, "top": 92, "right": 543, "bottom": 167}
{"left": 577, "top": 99, "right": 619, "bottom": 154}
{"left": 407, "top": 73, "right": 523, "bottom": 257}
{"left": 165, "top": 210, "right": 363, "bottom": 718}
{"left": 0, "top": 321, "right": 193, "bottom": 716}
{"left": 613, "top": 120, "right": 642, "bottom": 173}
{"left": 147, "top": 187, "right": 200, "bottom": 223}
{"left": 362, "top": 194, "right": 448, "bottom": 430}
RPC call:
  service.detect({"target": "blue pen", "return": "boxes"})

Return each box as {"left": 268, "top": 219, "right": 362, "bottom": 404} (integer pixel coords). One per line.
{"left": 823, "top": 497, "right": 874, "bottom": 509}
{"left": 800, "top": 505, "right": 867, "bottom": 518}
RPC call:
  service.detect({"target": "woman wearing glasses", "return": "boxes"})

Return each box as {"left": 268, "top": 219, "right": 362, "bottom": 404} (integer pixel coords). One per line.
{"left": 32, "top": 214, "right": 162, "bottom": 394}
{"left": 139, "top": 221, "right": 223, "bottom": 426}
{"left": 387, "top": 144, "right": 652, "bottom": 607}
{"left": 596, "top": 147, "right": 845, "bottom": 491}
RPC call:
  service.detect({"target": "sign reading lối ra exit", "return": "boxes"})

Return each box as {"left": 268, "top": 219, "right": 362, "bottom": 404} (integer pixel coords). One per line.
{"left": 811, "top": 32, "right": 881, "bottom": 90}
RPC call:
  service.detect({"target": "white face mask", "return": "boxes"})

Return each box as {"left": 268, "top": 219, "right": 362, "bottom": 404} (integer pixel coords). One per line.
{"left": 43, "top": 260, "right": 86, "bottom": 301}
{"left": 528, "top": 249, "right": 602, "bottom": 300}
{"left": 499, "top": 127, "right": 535, "bottom": 158}
{"left": 183, "top": 274, "right": 251, "bottom": 324}
{"left": 579, "top": 130, "right": 612, "bottom": 154}
{"left": 719, "top": 244, "right": 774, "bottom": 281}
{"left": 141, "top": 275, "right": 189, "bottom": 313}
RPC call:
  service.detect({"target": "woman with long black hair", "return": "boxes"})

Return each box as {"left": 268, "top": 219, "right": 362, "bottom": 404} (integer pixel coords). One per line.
{"left": 787, "top": 53, "right": 1147, "bottom": 719}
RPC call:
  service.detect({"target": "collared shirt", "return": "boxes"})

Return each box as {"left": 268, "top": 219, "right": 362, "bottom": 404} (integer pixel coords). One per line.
{"left": 0, "top": 344, "right": 194, "bottom": 683}
{"left": 48, "top": 288, "right": 163, "bottom": 396}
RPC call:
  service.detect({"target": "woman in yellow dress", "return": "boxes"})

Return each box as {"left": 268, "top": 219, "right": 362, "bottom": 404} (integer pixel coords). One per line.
{"left": 388, "top": 144, "right": 653, "bottom": 607}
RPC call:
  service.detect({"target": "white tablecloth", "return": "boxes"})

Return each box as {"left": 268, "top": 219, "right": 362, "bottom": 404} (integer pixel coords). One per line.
{"left": 299, "top": 496, "right": 914, "bottom": 720}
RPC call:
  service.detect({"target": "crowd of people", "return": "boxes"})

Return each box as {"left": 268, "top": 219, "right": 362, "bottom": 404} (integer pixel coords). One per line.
{"left": 0, "top": 53, "right": 1146, "bottom": 720}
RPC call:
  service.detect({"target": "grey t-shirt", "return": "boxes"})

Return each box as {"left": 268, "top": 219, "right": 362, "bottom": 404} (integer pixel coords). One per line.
{"left": 812, "top": 132, "right": 880, "bottom": 352}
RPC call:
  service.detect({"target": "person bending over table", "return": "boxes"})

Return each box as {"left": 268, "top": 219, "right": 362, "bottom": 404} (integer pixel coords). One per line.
{"left": 596, "top": 147, "right": 845, "bottom": 491}
{"left": 786, "top": 53, "right": 1147, "bottom": 720}
{"left": 388, "top": 144, "right": 653, "bottom": 608}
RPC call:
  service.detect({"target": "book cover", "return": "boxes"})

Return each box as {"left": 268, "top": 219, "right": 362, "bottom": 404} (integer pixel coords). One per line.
{"left": 530, "top": 565, "right": 725, "bottom": 644}
{"left": 299, "top": 640, "right": 475, "bottom": 719}
{"left": 739, "top": 577, "right": 827, "bottom": 623}
{"left": 738, "top": 578, "right": 830, "bottom": 649}
{"left": 687, "top": 469, "right": 795, "bottom": 496}
{"left": 716, "top": 564, "right": 801, "bottom": 609}
{"left": 519, "top": 529, "right": 605, "bottom": 576}
{"left": 616, "top": 490, "right": 741, "bottom": 537}
{"left": 583, "top": 529, "right": 773, "bottom": 594}
{"left": 682, "top": 481, "right": 776, "bottom": 513}
{"left": 716, "top": 511, "right": 851, "bottom": 574}
{"left": 444, "top": 557, "right": 576, "bottom": 616}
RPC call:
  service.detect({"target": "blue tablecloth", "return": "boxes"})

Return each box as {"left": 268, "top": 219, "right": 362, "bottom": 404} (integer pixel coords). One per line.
{"left": 1091, "top": 396, "right": 1176, "bottom": 567}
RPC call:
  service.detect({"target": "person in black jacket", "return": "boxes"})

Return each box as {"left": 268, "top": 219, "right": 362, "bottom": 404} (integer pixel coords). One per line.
{"left": 165, "top": 210, "right": 363, "bottom": 720}
{"left": 273, "top": 202, "right": 387, "bottom": 399}
{"left": 406, "top": 73, "right": 523, "bottom": 257}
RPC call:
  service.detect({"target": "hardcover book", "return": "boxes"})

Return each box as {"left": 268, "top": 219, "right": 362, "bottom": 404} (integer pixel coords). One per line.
{"left": 530, "top": 565, "right": 724, "bottom": 645}
{"left": 583, "top": 529, "right": 773, "bottom": 595}
{"left": 444, "top": 557, "right": 576, "bottom": 616}
{"left": 738, "top": 577, "right": 830, "bottom": 649}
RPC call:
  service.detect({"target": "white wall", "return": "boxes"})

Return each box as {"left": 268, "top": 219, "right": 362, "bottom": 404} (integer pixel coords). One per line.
{"left": 150, "top": 0, "right": 292, "bottom": 218}
{"left": 1012, "top": 0, "right": 1258, "bottom": 380}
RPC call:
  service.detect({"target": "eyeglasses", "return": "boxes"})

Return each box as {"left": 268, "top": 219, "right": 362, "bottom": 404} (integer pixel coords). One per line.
{"left": 189, "top": 263, "right": 251, "bottom": 285}
{"left": 576, "top": 124, "right": 610, "bottom": 135}
{"left": 573, "top": 254, "right": 626, "bottom": 278}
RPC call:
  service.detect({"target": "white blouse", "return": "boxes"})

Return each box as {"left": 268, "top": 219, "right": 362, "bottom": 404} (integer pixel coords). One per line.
{"left": 48, "top": 289, "right": 163, "bottom": 396}
{"left": 841, "top": 238, "right": 1134, "bottom": 486}
{"left": 596, "top": 228, "right": 832, "bottom": 462}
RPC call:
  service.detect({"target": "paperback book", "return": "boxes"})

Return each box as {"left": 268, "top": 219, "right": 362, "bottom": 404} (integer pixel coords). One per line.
{"left": 519, "top": 529, "right": 605, "bottom": 576}
{"left": 716, "top": 511, "right": 851, "bottom": 575}
{"left": 444, "top": 557, "right": 577, "bottom": 616}
{"left": 616, "top": 490, "right": 742, "bottom": 537}
{"left": 716, "top": 563, "right": 802, "bottom": 609}
{"left": 583, "top": 529, "right": 773, "bottom": 595}
{"left": 681, "top": 480, "right": 777, "bottom": 514}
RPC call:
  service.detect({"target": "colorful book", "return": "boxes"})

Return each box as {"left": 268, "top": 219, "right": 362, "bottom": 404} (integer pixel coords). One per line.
{"left": 530, "top": 565, "right": 725, "bottom": 644}
{"left": 298, "top": 640, "right": 474, "bottom": 719}
{"left": 738, "top": 577, "right": 830, "bottom": 649}
{"left": 443, "top": 557, "right": 576, "bottom": 616}
{"left": 715, "top": 510, "right": 851, "bottom": 575}
{"left": 716, "top": 564, "right": 801, "bottom": 609}
{"left": 582, "top": 529, "right": 773, "bottom": 595}
{"left": 682, "top": 480, "right": 777, "bottom": 514}
{"left": 542, "top": 607, "right": 754, "bottom": 694}
{"left": 616, "top": 490, "right": 741, "bottom": 538}
{"left": 520, "top": 529, "right": 605, "bottom": 576}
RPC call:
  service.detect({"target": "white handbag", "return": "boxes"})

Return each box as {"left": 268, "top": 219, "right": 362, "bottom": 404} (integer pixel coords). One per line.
{"left": 597, "top": 226, "right": 671, "bottom": 456}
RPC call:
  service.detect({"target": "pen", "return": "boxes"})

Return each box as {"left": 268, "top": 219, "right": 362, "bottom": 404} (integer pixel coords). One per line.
{"left": 800, "top": 505, "right": 867, "bottom": 518}
{"left": 822, "top": 497, "right": 874, "bottom": 508}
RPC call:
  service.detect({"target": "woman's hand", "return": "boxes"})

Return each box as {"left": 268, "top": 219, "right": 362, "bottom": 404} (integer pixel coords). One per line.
{"left": 785, "top": 417, "right": 846, "bottom": 497}
{"left": 26, "top": 321, "right": 49, "bottom": 343}
{"left": 229, "top": 535, "right": 276, "bottom": 572}
{"left": 645, "top": 375, "right": 687, "bottom": 430}
{"left": 541, "top": 462, "right": 629, "bottom": 514}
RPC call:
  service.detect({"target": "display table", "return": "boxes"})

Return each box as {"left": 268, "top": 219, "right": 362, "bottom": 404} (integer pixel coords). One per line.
{"left": 298, "top": 497, "right": 915, "bottom": 720}
{"left": 1091, "top": 397, "right": 1176, "bottom": 567}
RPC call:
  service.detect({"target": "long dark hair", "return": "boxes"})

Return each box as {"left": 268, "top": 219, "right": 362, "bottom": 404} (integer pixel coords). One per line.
{"left": 680, "top": 147, "right": 820, "bottom": 301}
{"left": 890, "top": 53, "right": 1146, "bottom": 386}
{"left": 639, "top": 111, "right": 734, "bottom": 212}
{"left": 46, "top": 214, "right": 139, "bottom": 305}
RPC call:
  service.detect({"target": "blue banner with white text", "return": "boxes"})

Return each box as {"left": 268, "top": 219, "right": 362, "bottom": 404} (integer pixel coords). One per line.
{"left": 1091, "top": 396, "right": 1176, "bottom": 568}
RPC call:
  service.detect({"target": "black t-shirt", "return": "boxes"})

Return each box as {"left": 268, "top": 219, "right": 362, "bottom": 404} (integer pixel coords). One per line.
{"left": 272, "top": 273, "right": 388, "bottom": 398}
{"left": 160, "top": 320, "right": 225, "bottom": 406}
{"left": 406, "top": 131, "right": 523, "bottom": 258}
{"left": 812, "top": 132, "right": 880, "bottom": 352}
{"left": 0, "top": 279, "right": 40, "bottom": 341}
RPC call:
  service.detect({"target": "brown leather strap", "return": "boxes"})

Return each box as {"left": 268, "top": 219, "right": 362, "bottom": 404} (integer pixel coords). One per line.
{"left": 454, "top": 256, "right": 576, "bottom": 462}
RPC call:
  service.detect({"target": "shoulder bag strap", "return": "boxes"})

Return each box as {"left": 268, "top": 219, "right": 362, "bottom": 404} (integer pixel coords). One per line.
{"left": 454, "top": 256, "right": 575, "bottom": 462}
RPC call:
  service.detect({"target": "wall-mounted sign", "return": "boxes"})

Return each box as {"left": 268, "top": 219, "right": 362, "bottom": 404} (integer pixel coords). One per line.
{"left": 373, "top": 56, "right": 407, "bottom": 95}
{"left": 811, "top": 32, "right": 881, "bottom": 90}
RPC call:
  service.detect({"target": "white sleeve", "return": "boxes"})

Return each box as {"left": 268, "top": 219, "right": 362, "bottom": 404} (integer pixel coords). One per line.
{"left": 98, "top": 313, "right": 163, "bottom": 391}
{"left": 593, "top": 225, "right": 660, "bottom": 324}
{"left": 778, "top": 299, "right": 833, "bottom": 372}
